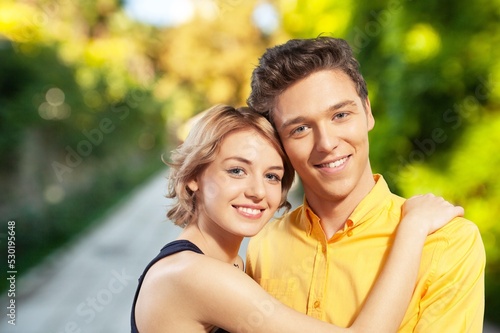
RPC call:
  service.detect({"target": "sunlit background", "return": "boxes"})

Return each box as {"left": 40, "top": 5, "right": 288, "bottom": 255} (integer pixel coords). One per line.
{"left": 1, "top": 0, "right": 499, "bottom": 327}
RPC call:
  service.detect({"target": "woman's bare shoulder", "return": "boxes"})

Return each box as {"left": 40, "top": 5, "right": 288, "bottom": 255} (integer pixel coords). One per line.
{"left": 142, "top": 250, "right": 209, "bottom": 287}
{"left": 135, "top": 251, "right": 221, "bottom": 332}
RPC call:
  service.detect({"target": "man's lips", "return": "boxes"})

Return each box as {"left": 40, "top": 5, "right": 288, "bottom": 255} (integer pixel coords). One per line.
{"left": 315, "top": 156, "right": 349, "bottom": 169}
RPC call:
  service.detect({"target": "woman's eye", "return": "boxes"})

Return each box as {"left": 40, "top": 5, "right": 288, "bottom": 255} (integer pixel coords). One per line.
{"left": 266, "top": 173, "right": 282, "bottom": 183}
{"left": 227, "top": 168, "right": 245, "bottom": 176}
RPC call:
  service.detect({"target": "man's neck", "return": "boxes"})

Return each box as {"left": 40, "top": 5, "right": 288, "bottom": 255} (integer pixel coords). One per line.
{"left": 314, "top": 196, "right": 363, "bottom": 239}
{"left": 305, "top": 173, "right": 376, "bottom": 239}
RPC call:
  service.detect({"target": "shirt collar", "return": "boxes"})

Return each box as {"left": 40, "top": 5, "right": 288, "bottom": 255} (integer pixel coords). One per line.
{"left": 300, "top": 174, "right": 392, "bottom": 235}
{"left": 348, "top": 174, "right": 392, "bottom": 226}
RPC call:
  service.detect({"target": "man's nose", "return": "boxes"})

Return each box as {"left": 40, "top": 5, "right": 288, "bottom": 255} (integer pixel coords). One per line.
{"left": 314, "top": 124, "right": 339, "bottom": 153}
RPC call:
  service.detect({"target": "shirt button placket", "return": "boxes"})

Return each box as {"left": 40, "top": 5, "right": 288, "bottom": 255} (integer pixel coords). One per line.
{"left": 308, "top": 241, "right": 327, "bottom": 318}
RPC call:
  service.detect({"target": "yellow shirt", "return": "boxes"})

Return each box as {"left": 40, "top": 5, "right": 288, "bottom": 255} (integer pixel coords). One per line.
{"left": 246, "top": 175, "right": 485, "bottom": 332}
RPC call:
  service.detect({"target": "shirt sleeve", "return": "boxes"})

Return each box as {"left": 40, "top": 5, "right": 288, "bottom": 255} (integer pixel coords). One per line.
{"left": 414, "top": 219, "right": 485, "bottom": 332}
{"left": 245, "top": 237, "right": 258, "bottom": 279}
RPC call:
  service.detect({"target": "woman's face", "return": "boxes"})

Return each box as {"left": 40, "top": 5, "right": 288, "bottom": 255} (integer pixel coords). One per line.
{"left": 189, "top": 129, "right": 284, "bottom": 238}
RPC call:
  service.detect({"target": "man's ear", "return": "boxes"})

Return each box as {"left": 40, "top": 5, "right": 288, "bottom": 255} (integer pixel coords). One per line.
{"left": 187, "top": 179, "right": 198, "bottom": 192}
{"left": 364, "top": 98, "right": 375, "bottom": 131}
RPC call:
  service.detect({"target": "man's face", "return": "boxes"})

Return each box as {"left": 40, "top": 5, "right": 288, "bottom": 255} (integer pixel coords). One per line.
{"left": 273, "top": 69, "right": 375, "bottom": 205}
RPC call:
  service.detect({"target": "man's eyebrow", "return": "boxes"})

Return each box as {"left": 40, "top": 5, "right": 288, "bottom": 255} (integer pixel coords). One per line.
{"left": 279, "top": 100, "right": 357, "bottom": 131}
{"left": 330, "top": 100, "right": 357, "bottom": 111}
{"left": 280, "top": 116, "right": 307, "bottom": 132}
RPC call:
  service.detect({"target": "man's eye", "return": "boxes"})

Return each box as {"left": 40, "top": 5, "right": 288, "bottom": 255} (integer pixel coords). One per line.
{"left": 334, "top": 112, "right": 349, "bottom": 120}
{"left": 291, "top": 125, "right": 308, "bottom": 136}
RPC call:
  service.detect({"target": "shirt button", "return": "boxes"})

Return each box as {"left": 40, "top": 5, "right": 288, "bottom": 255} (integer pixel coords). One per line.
{"left": 347, "top": 230, "right": 353, "bottom": 237}
{"left": 314, "top": 300, "right": 321, "bottom": 309}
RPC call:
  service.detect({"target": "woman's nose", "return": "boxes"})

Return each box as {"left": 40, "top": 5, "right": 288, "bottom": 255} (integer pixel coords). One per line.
{"left": 245, "top": 178, "right": 266, "bottom": 200}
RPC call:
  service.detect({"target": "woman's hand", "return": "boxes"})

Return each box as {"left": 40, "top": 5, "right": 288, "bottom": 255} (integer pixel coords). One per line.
{"left": 401, "top": 194, "right": 464, "bottom": 235}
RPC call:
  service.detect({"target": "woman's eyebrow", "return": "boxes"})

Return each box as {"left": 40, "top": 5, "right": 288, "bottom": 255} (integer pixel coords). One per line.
{"left": 223, "top": 157, "right": 284, "bottom": 171}
{"left": 223, "top": 156, "right": 252, "bottom": 164}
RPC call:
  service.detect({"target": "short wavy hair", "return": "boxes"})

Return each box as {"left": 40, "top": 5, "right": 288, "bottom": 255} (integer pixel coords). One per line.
{"left": 164, "top": 105, "right": 295, "bottom": 227}
{"left": 247, "top": 36, "right": 368, "bottom": 121}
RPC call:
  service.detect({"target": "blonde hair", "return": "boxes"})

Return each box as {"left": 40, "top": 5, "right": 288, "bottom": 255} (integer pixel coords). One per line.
{"left": 164, "top": 105, "right": 294, "bottom": 227}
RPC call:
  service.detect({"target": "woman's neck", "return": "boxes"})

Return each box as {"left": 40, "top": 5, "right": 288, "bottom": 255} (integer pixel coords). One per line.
{"left": 178, "top": 222, "right": 243, "bottom": 265}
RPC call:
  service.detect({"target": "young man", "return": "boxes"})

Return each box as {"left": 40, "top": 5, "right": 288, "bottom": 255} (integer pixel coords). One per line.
{"left": 245, "top": 37, "right": 485, "bottom": 332}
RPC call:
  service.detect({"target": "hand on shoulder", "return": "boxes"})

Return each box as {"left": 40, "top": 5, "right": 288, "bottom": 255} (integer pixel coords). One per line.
{"left": 401, "top": 194, "right": 464, "bottom": 235}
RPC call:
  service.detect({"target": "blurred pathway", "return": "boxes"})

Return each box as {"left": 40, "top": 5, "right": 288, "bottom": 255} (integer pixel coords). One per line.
{"left": 0, "top": 170, "right": 498, "bottom": 332}
{"left": 0, "top": 169, "right": 180, "bottom": 333}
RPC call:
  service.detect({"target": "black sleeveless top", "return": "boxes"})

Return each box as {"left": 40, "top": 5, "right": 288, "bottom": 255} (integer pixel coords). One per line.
{"left": 130, "top": 239, "right": 229, "bottom": 333}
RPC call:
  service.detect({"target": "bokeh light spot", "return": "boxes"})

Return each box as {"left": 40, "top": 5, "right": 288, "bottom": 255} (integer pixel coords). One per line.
{"left": 404, "top": 23, "right": 441, "bottom": 63}
{"left": 44, "top": 185, "right": 65, "bottom": 204}
{"left": 46, "top": 87, "right": 65, "bottom": 106}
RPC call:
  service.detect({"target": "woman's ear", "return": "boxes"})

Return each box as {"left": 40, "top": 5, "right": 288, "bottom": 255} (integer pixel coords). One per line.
{"left": 187, "top": 179, "right": 198, "bottom": 192}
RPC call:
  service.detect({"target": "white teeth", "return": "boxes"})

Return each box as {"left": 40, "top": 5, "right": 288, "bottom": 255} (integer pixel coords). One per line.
{"left": 323, "top": 157, "right": 348, "bottom": 168}
{"left": 238, "top": 207, "right": 261, "bottom": 215}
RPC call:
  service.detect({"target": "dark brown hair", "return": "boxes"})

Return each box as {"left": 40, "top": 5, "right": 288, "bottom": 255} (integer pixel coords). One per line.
{"left": 247, "top": 37, "right": 368, "bottom": 121}
{"left": 164, "top": 105, "right": 295, "bottom": 227}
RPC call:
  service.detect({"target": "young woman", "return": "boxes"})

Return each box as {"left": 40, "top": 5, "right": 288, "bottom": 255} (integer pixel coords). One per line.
{"left": 131, "top": 105, "right": 463, "bottom": 333}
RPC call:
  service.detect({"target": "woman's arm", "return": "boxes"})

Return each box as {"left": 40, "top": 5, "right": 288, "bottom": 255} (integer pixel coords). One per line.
{"left": 140, "top": 195, "right": 462, "bottom": 333}
{"left": 350, "top": 194, "right": 464, "bottom": 332}
{"left": 199, "top": 195, "right": 461, "bottom": 333}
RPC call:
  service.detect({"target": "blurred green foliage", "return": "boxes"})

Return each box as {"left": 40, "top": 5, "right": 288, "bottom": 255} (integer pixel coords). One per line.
{"left": 0, "top": 0, "right": 167, "bottom": 292}
{"left": 0, "top": 0, "right": 498, "bottom": 325}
